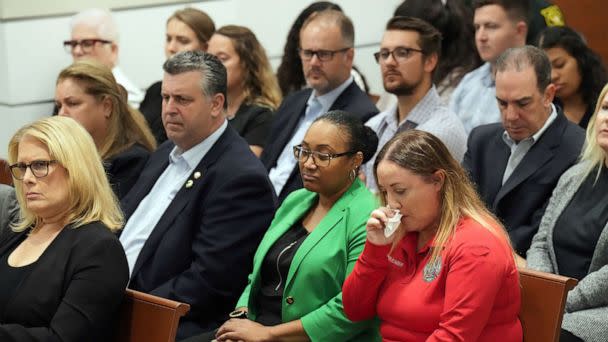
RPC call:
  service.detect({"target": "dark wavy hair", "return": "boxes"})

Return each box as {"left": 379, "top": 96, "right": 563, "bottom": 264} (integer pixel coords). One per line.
{"left": 537, "top": 26, "right": 608, "bottom": 113}
{"left": 276, "top": 1, "right": 342, "bottom": 96}
{"left": 394, "top": 0, "right": 481, "bottom": 89}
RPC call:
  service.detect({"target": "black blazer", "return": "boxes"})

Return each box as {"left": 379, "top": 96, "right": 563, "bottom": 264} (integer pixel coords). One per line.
{"left": 140, "top": 81, "right": 166, "bottom": 145}
{"left": 261, "top": 82, "right": 378, "bottom": 203}
{"left": 229, "top": 104, "right": 273, "bottom": 147}
{"left": 0, "top": 222, "right": 129, "bottom": 341}
{"left": 105, "top": 143, "right": 150, "bottom": 200}
{"left": 463, "top": 110, "right": 584, "bottom": 256}
{"left": 121, "top": 125, "right": 276, "bottom": 339}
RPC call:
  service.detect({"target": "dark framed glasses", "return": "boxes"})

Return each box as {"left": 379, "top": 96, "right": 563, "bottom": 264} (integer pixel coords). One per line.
{"left": 374, "top": 47, "right": 424, "bottom": 63}
{"left": 9, "top": 160, "right": 58, "bottom": 180}
{"left": 63, "top": 39, "right": 112, "bottom": 54}
{"left": 298, "top": 47, "right": 351, "bottom": 62}
{"left": 293, "top": 145, "right": 354, "bottom": 167}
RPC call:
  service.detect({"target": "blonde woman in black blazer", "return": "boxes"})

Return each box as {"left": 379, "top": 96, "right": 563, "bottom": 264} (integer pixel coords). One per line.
{"left": 0, "top": 116, "right": 128, "bottom": 341}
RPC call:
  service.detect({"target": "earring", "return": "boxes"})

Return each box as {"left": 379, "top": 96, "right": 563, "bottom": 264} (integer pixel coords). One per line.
{"left": 349, "top": 169, "right": 356, "bottom": 181}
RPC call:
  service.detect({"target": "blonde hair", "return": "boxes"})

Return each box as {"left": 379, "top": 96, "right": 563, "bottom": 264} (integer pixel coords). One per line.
{"left": 57, "top": 60, "right": 156, "bottom": 160}
{"left": 374, "top": 130, "right": 513, "bottom": 266}
{"left": 215, "top": 25, "right": 282, "bottom": 109}
{"left": 8, "top": 116, "right": 123, "bottom": 232}
{"left": 581, "top": 83, "right": 608, "bottom": 180}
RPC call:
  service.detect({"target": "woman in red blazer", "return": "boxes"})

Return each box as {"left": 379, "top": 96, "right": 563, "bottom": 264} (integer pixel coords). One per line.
{"left": 343, "top": 130, "right": 522, "bottom": 341}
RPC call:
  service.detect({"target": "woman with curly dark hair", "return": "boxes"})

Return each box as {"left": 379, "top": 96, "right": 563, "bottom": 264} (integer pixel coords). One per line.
{"left": 538, "top": 26, "right": 608, "bottom": 128}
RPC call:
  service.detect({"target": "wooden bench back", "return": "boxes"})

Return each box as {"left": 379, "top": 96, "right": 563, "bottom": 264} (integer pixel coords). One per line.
{"left": 114, "top": 289, "right": 190, "bottom": 342}
{"left": 519, "top": 268, "right": 577, "bottom": 342}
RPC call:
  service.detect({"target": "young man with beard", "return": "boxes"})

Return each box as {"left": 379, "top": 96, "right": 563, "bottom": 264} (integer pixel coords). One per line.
{"left": 363, "top": 16, "right": 467, "bottom": 192}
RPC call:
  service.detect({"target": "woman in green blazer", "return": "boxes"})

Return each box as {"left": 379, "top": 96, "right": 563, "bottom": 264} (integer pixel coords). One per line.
{"left": 184, "top": 111, "right": 380, "bottom": 342}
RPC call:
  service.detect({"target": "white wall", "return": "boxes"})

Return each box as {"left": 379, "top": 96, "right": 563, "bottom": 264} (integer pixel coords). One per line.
{"left": 0, "top": 0, "right": 400, "bottom": 158}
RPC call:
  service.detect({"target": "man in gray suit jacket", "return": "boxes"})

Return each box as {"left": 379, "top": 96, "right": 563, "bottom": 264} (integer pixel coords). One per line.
{"left": 0, "top": 184, "right": 18, "bottom": 234}
{"left": 463, "top": 46, "right": 584, "bottom": 256}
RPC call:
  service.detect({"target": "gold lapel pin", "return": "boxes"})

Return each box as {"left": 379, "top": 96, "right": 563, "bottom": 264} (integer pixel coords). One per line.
{"left": 185, "top": 179, "right": 194, "bottom": 188}
{"left": 194, "top": 171, "right": 202, "bottom": 179}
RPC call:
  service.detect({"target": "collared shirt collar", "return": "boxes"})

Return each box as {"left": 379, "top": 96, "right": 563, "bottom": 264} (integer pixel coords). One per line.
{"left": 306, "top": 75, "right": 354, "bottom": 114}
{"left": 502, "top": 104, "right": 558, "bottom": 147}
{"left": 383, "top": 86, "right": 442, "bottom": 129}
{"left": 479, "top": 62, "right": 495, "bottom": 88}
{"left": 169, "top": 120, "right": 228, "bottom": 169}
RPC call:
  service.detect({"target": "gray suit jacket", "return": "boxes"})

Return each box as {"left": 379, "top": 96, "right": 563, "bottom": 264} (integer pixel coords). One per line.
{"left": 526, "top": 161, "right": 608, "bottom": 342}
{"left": 463, "top": 111, "right": 584, "bottom": 256}
{"left": 0, "top": 184, "right": 18, "bottom": 234}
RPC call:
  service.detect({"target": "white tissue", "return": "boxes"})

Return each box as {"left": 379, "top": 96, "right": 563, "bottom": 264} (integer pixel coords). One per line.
{"left": 384, "top": 210, "right": 402, "bottom": 238}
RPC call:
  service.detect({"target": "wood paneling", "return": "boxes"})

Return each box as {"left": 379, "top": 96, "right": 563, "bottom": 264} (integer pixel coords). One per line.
{"left": 553, "top": 0, "right": 608, "bottom": 64}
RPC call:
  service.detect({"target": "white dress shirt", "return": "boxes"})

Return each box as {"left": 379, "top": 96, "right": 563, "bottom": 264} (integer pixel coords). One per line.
{"left": 112, "top": 66, "right": 144, "bottom": 108}
{"left": 501, "top": 105, "right": 558, "bottom": 184}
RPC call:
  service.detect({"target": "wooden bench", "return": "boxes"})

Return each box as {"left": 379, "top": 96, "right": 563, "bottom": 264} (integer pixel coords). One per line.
{"left": 114, "top": 289, "right": 190, "bottom": 342}
{"left": 0, "top": 159, "right": 12, "bottom": 185}
{"left": 519, "top": 268, "right": 578, "bottom": 342}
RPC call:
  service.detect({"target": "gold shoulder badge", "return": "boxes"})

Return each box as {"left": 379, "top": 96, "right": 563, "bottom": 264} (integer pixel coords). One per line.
{"left": 541, "top": 5, "right": 565, "bottom": 27}
{"left": 185, "top": 179, "right": 194, "bottom": 188}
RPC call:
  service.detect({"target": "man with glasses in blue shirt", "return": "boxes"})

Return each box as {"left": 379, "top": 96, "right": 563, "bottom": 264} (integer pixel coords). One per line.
{"left": 262, "top": 9, "right": 378, "bottom": 204}
{"left": 363, "top": 16, "right": 467, "bottom": 193}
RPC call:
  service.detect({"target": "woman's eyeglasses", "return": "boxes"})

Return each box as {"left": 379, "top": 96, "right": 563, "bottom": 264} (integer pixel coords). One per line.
{"left": 9, "top": 160, "right": 58, "bottom": 180}
{"left": 293, "top": 145, "right": 354, "bottom": 167}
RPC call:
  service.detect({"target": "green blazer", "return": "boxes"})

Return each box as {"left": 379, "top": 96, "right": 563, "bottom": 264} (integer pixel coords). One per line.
{"left": 236, "top": 179, "right": 380, "bottom": 341}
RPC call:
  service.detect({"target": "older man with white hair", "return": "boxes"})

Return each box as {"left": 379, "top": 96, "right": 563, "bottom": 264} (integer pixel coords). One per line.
{"left": 64, "top": 8, "right": 143, "bottom": 107}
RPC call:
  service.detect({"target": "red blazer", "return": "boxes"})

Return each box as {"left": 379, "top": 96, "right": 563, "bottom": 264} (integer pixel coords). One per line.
{"left": 343, "top": 217, "right": 522, "bottom": 342}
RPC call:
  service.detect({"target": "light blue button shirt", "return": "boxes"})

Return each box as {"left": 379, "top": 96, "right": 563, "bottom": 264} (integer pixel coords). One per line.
{"left": 449, "top": 63, "right": 500, "bottom": 134}
{"left": 268, "top": 76, "right": 354, "bottom": 195}
{"left": 364, "top": 86, "right": 468, "bottom": 192}
{"left": 120, "top": 120, "right": 227, "bottom": 275}
{"left": 501, "top": 105, "right": 558, "bottom": 184}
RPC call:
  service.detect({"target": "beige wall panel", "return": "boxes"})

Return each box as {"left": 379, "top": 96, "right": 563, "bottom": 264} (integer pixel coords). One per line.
{"left": 0, "top": 0, "right": 199, "bottom": 20}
